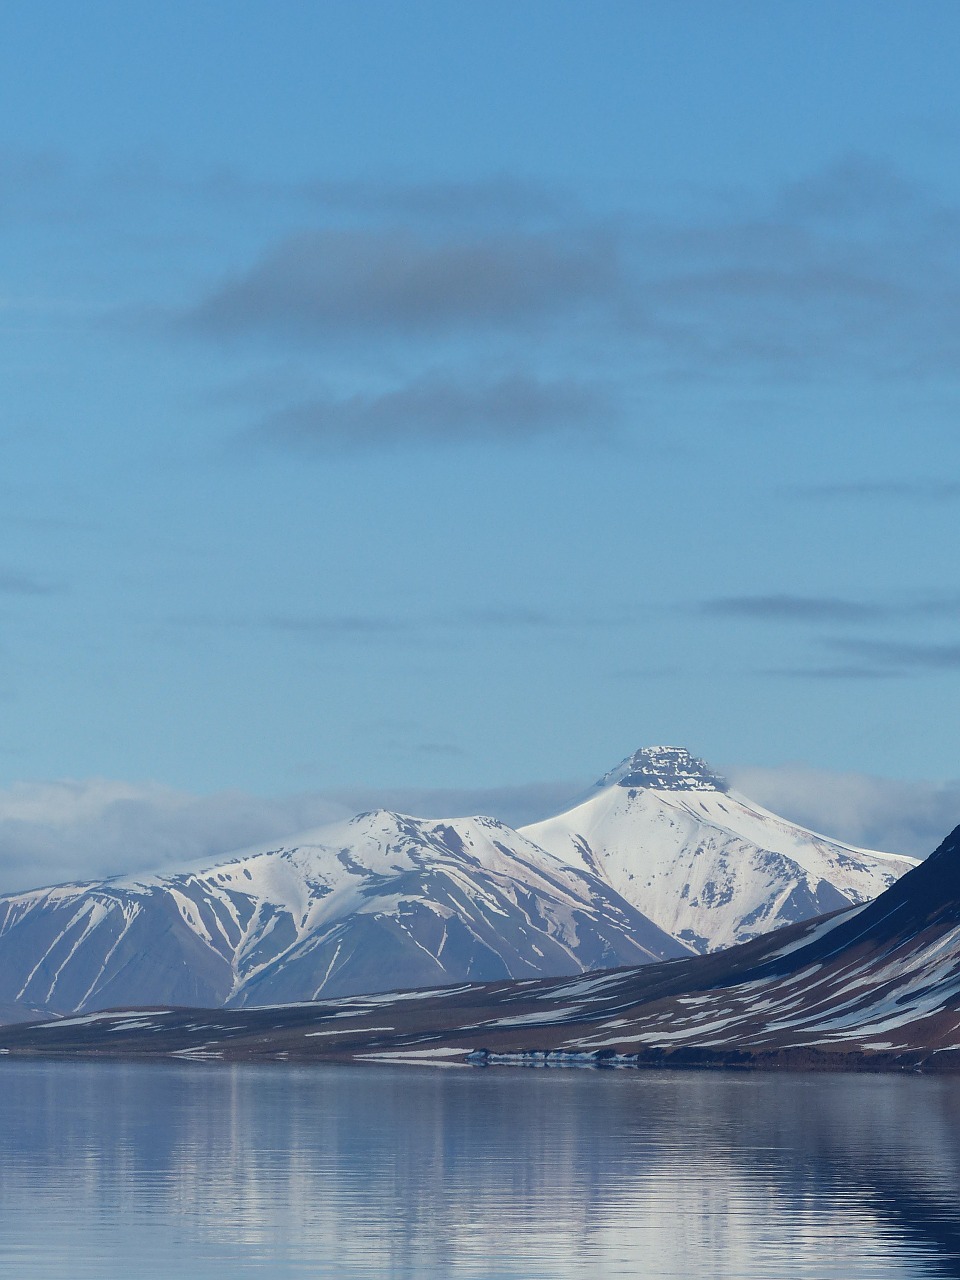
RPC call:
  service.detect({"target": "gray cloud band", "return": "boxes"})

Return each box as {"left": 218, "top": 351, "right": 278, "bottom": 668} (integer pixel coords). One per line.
{"left": 183, "top": 227, "right": 619, "bottom": 339}
{"left": 825, "top": 637, "right": 960, "bottom": 670}
{"left": 107, "top": 151, "right": 960, "bottom": 452}
{"left": 700, "top": 595, "right": 886, "bottom": 623}
{"left": 700, "top": 593, "right": 960, "bottom": 624}
{"left": 0, "top": 570, "right": 62, "bottom": 597}
{"left": 246, "top": 373, "right": 614, "bottom": 451}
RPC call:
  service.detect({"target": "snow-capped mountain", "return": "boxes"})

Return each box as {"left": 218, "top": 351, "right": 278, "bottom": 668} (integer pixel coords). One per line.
{"left": 522, "top": 746, "right": 917, "bottom": 953}
{"left": 0, "top": 745, "right": 921, "bottom": 1021}
{"left": 12, "top": 822, "right": 960, "bottom": 1072}
{"left": 0, "top": 809, "right": 688, "bottom": 1017}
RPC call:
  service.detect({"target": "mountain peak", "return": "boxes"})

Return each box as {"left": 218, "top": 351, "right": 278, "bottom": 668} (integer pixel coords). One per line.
{"left": 596, "top": 746, "right": 728, "bottom": 793}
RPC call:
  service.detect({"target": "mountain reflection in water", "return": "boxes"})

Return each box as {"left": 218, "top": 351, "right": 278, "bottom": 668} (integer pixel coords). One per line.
{"left": 1, "top": 1061, "right": 959, "bottom": 1278}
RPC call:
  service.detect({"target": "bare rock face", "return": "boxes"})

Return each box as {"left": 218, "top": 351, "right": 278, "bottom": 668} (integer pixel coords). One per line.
{"left": 596, "top": 746, "right": 729, "bottom": 793}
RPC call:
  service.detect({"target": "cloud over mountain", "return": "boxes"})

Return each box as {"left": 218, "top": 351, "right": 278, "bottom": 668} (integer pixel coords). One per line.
{"left": 725, "top": 763, "right": 960, "bottom": 858}
{"left": 0, "top": 759, "right": 956, "bottom": 895}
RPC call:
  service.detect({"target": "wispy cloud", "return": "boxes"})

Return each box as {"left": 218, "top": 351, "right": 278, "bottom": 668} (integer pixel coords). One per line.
{"left": 825, "top": 637, "right": 960, "bottom": 670}
{"left": 0, "top": 147, "right": 74, "bottom": 225}
{"left": 293, "top": 173, "right": 570, "bottom": 224}
{"left": 171, "top": 612, "right": 408, "bottom": 638}
{"left": 184, "top": 226, "right": 619, "bottom": 340}
{"left": 0, "top": 149, "right": 570, "bottom": 229}
{"left": 18, "top": 146, "right": 960, "bottom": 385}
{"left": 763, "top": 636, "right": 960, "bottom": 679}
{"left": 699, "top": 592, "right": 960, "bottom": 624}
{"left": 0, "top": 569, "right": 62, "bottom": 597}
{"left": 699, "top": 590, "right": 960, "bottom": 679}
{"left": 764, "top": 664, "right": 905, "bottom": 681}
{"left": 624, "top": 154, "right": 960, "bottom": 380}
{"left": 412, "top": 742, "right": 467, "bottom": 758}
{"left": 790, "top": 480, "right": 960, "bottom": 502}
{"left": 245, "top": 372, "right": 615, "bottom": 451}
{"left": 700, "top": 595, "right": 886, "bottom": 623}
{"left": 457, "top": 607, "right": 562, "bottom": 629}
{"left": 166, "top": 605, "right": 634, "bottom": 641}
{"left": 185, "top": 153, "right": 957, "bottom": 372}
{"left": 773, "top": 154, "right": 920, "bottom": 221}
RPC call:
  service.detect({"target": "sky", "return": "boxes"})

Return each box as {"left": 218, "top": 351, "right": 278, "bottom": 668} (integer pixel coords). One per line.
{"left": 2, "top": 1, "right": 960, "bottom": 886}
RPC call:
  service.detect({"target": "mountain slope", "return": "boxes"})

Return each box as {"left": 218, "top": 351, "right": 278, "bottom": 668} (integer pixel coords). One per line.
{"left": 0, "top": 810, "right": 688, "bottom": 1017}
{"left": 522, "top": 746, "right": 916, "bottom": 953}
{"left": 11, "top": 822, "right": 960, "bottom": 1071}
{"left": 0, "top": 745, "right": 919, "bottom": 1023}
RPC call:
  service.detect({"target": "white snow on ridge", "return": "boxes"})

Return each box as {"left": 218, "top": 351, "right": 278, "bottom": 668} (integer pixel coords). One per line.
{"left": 0, "top": 747, "right": 921, "bottom": 1018}
{"left": 0, "top": 804, "right": 685, "bottom": 1013}
{"left": 522, "top": 748, "right": 916, "bottom": 954}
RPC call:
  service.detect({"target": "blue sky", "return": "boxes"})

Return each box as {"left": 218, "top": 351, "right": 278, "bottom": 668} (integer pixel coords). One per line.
{"left": 2, "top": 2, "right": 960, "bottom": 879}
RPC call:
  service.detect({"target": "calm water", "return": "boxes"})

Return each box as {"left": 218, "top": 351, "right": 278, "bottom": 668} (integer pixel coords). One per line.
{"left": 2, "top": 1061, "right": 960, "bottom": 1278}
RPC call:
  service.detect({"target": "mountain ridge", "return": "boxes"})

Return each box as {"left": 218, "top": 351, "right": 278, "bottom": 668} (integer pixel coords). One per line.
{"left": 0, "top": 746, "right": 918, "bottom": 1021}
{"left": 0, "top": 808, "right": 688, "bottom": 1017}
{"left": 6, "top": 822, "right": 957, "bottom": 1071}
{"left": 523, "top": 747, "right": 914, "bottom": 953}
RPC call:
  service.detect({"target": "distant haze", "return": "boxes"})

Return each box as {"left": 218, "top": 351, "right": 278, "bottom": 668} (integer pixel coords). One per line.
{"left": 723, "top": 764, "right": 960, "bottom": 861}
{"left": 0, "top": 759, "right": 956, "bottom": 895}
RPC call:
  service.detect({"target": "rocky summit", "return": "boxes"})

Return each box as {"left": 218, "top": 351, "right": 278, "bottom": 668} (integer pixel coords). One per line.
{"left": 596, "top": 746, "right": 729, "bottom": 792}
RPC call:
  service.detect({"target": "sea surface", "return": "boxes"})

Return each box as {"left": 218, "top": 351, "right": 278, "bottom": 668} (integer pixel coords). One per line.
{"left": 1, "top": 1059, "right": 960, "bottom": 1278}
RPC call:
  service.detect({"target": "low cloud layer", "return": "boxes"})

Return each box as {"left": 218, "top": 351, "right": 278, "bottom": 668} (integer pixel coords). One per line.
{"left": 0, "top": 765, "right": 956, "bottom": 896}
{"left": 0, "top": 776, "right": 576, "bottom": 895}
{"left": 0, "top": 779, "right": 351, "bottom": 893}
{"left": 725, "top": 763, "right": 960, "bottom": 858}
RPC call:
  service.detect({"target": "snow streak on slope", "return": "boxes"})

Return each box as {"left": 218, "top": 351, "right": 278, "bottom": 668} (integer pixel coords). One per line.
{"left": 10, "top": 823, "right": 956, "bottom": 1071}
{"left": 0, "top": 745, "right": 920, "bottom": 1022}
{"left": 0, "top": 810, "right": 689, "bottom": 1015}
{"left": 523, "top": 747, "right": 916, "bottom": 953}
